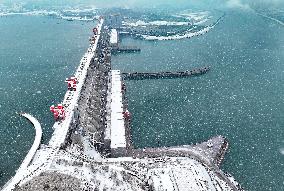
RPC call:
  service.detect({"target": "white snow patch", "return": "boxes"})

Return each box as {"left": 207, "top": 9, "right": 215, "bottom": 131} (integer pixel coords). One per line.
{"left": 122, "top": 20, "right": 191, "bottom": 27}
{"left": 257, "top": 12, "right": 284, "bottom": 26}
{"left": 174, "top": 11, "right": 210, "bottom": 22}
{"left": 141, "top": 25, "right": 212, "bottom": 41}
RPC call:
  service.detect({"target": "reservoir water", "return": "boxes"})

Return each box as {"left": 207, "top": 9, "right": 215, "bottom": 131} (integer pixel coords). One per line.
{"left": 112, "top": 10, "right": 284, "bottom": 191}
{"left": 0, "top": 9, "right": 283, "bottom": 191}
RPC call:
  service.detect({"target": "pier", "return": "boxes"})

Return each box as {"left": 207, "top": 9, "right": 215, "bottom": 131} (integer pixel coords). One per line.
{"left": 18, "top": 113, "right": 42, "bottom": 170}
{"left": 3, "top": 113, "right": 42, "bottom": 191}
{"left": 122, "top": 66, "right": 210, "bottom": 80}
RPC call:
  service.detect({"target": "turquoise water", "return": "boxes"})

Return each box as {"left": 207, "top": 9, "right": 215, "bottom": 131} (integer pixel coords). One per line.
{"left": 0, "top": 15, "right": 96, "bottom": 186}
{"left": 112, "top": 11, "right": 284, "bottom": 190}
{"left": 0, "top": 9, "right": 283, "bottom": 191}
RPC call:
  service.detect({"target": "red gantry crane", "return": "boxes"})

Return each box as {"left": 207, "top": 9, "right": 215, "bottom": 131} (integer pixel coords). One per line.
{"left": 65, "top": 77, "right": 78, "bottom": 91}
{"left": 50, "top": 104, "right": 66, "bottom": 121}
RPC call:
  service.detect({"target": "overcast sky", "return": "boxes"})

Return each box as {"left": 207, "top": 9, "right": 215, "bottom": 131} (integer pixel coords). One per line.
{"left": 0, "top": 0, "right": 283, "bottom": 9}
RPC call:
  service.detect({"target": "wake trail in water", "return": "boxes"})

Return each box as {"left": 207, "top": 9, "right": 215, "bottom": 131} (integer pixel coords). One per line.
{"left": 256, "top": 12, "right": 284, "bottom": 26}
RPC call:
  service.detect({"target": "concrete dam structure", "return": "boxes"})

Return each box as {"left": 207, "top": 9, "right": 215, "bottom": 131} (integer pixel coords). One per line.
{"left": 2, "top": 17, "right": 243, "bottom": 191}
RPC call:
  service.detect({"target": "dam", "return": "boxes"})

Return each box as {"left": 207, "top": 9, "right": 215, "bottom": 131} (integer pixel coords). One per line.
{"left": 2, "top": 17, "right": 243, "bottom": 191}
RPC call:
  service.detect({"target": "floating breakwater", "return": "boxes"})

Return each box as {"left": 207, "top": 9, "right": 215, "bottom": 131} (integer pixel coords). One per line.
{"left": 122, "top": 66, "right": 210, "bottom": 80}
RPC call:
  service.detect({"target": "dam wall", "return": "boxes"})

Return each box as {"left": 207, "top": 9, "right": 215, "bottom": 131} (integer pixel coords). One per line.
{"left": 71, "top": 25, "right": 112, "bottom": 154}
{"left": 48, "top": 19, "right": 105, "bottom": 150}
{"left": 2, "top": 16, "right": 243, "bottom": 191}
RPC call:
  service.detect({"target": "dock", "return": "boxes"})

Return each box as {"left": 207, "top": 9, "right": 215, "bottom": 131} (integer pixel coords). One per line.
{"left": 122, "top": 66, "right": 210, "bottom": 80}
